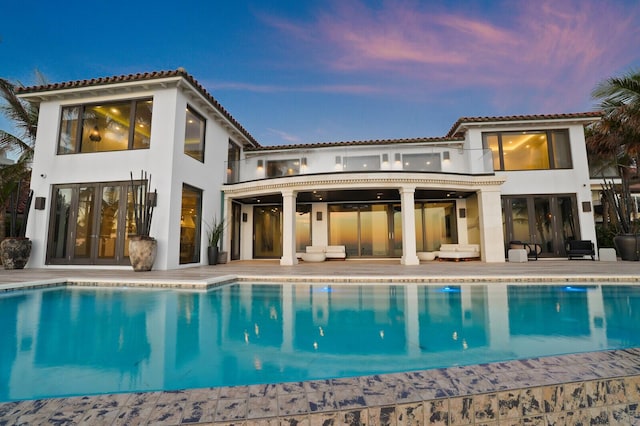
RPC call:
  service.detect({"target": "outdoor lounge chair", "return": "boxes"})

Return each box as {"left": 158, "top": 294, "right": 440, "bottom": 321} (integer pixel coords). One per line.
{"left": 565, "top": 240, "right": 595, "bottom": 260}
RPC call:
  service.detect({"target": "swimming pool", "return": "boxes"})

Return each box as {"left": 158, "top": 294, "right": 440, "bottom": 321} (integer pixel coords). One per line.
{"left": 1, "top": 282, "right": 639, "bottom": 402}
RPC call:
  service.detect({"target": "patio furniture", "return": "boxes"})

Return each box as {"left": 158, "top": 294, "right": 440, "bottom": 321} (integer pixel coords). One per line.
{"left": 325, "top": 245, "right": 347, "bottom": 260}
{"left": 417, "top": 252, "right": 437, "bottom": 261}
{"left": 565, "top": 240, "right": 595, "bottom": 260}
{"left": 301, "top": 246, "right": 326, "bottom": 262}
{"left": 599, "top": 248, "right": 617, "bottom": 261}
{"left": 438, "top": 244, "right": 480, "bottom": 261}
{"left": 508, "top": 248, "right": 528, "bottom": 262}
{"left": 508, "top": 241, "right": 542, "bottom": 260}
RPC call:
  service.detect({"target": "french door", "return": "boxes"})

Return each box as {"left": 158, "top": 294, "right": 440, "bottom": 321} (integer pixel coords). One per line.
{"left": 47, "top": 181, "right": 140, "bottom": 265}
{"left": 502, "top": 195, "right": 579, "bottom": 257}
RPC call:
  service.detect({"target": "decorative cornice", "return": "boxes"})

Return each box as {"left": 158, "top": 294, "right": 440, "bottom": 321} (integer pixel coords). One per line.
{"left": 223, "top": 173, "right": 505, "bottom": 196}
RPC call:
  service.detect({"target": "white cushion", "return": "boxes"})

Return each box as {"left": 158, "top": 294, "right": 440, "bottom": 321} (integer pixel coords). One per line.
{"left": 306, "top": 246, "right": 325, "bottom": 253}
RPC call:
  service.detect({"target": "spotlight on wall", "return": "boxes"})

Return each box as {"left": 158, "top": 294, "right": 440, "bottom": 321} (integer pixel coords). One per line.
{"left": 257, "top": 160, "right": 264, "bottom": 170}
{"left": 301, "top": 157, "right": 307, "bottom": 167}
{"left": 443, "top": 151, "right": 450, "bottom": 161}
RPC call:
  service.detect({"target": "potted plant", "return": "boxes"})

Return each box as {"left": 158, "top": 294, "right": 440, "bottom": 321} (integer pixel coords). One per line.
{"left": 587, "top": 69, "right": 640, "bottom": 260}
{"left": 205, "top": 216, "right": 225, "bottom": 265}
{"left": 0, "top": 178, "right": 33, "bottom": 269}
{"left": 128, "top": 170, "right": 158, "bottom": 271}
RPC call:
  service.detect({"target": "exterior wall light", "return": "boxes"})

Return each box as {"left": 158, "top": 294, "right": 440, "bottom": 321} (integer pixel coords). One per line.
{"left": 443, "top": 151, "right": 450, "bottom": 161}
{"left": 257, "top": 160, "right": 264, "bottom": 170}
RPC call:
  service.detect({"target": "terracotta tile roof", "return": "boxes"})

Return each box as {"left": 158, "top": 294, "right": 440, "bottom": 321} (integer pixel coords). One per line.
{"left": 245, "top": 136, "right": 463, "bottom": 152}
{"left": 16, "top": 69, "right": 259, "bottom": 147}
{"left": 446, "top": 112, "right": 602, "bottom": 138}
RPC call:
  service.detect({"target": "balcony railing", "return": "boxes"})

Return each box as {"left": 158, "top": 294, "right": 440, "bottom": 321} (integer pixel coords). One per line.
{"left": 225, "top": 145, "right": 494, "bottom": 184}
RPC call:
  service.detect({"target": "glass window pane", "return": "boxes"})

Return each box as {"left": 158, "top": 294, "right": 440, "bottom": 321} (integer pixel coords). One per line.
{"left": 502, "top": 132, "right": 549, "bottom": 170}
{"left": 58, "top": 107, "right": 79, "bottom": 154}
{"left": 266, "top": 159, "right": 300, "bottom": 177}
{"left": 328, "top": 205, "right": 358, "bottom": 257}
{"left": 551, "top": 130, "right": 572, "bottom": 169}
{"left": 483, "top": 134, "right": 501, "bottom": 171}
{"left": 402, "top": 153, "right": 441, "bottom": 171}
{"left": 295, "top": 205, "right": 312, "bottom": 251}
{"left": 253, "top": 206, "right": 282, "bottom": 258}
{"left": 75, "top": 187, "right": 95, "bottom": 258}
{"left": 98, "top": 186, "right": 120, "bottom": 259}
{"left": 184, "top": 106, "right": 205, "bottom": 162}
{"left": 133, "top": 99, "right": 153, "bottom": 149}
{"left": 180, "top": 185, "right": 203, "bottom": 264}
{"left": 227, "top": 141, "right": 240, "bottom": 183}
{"left": 343, "top": 155, "right": 380, "bottom": 172}
{"left": 510, "top": 198, "right": 530, "bottom": 242}
{"left": 50, "top": 187, "right": 73, "bottom": 259}
{"left": 81, "top": 102, "right": 132, "bottom": 153}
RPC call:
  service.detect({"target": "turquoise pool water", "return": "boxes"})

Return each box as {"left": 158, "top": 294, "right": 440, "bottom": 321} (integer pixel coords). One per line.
{"left": 1, "top": 283, "right": 639, "bottom": 402}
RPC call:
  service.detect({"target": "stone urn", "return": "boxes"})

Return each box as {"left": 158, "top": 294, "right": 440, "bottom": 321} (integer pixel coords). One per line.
{"left": 129, "top": 236, "right": 157, "bottom": 272}
{"left": 0, "top": 237, "right": 32, "bottom": 270}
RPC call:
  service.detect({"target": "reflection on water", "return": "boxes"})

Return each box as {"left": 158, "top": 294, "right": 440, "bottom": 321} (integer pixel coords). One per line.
{"left": 0, "top": 283, "right": 639, "bottom": 401}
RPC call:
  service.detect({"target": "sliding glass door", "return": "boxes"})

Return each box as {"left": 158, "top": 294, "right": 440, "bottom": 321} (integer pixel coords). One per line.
{"left": 328, "top": 204, "right": 400, "bottom": 257}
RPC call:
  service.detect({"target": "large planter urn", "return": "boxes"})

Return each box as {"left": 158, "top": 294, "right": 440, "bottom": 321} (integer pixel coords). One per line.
{"left": 129, "top": 236, "right": 158, "bottom": 271}
{"left": 613, "top": 234, "right": 640, "bottom": 261}
{"left": 0, "top": 237, "right": 32, "bottom": 270}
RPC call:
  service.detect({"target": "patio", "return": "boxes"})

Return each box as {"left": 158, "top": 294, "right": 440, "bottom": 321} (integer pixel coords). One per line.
{"left": 1, "top": 259, "right": 639, "bottom": 425}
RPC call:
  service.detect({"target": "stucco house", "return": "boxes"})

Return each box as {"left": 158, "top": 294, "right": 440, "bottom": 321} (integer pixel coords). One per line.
{"left": 17, "top": 69, "right": 601, "bottom": 270}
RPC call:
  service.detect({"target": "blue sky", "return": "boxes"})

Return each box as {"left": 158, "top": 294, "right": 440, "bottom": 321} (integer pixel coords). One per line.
{"left": 2, "top": 0, "right": 639, "bottom": 146}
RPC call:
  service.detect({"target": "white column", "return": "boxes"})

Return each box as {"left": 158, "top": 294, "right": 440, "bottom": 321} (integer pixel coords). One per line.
{"left": 400, "top": 186, "right": 419, "bottom": 265}
{"left": 477, "top": 188, "right": 506, "bottom": 262}
{"left": 222, "top": 194, "right": 233, "bottom": 254}
{"left": 281, "top": 189, "right": 298, "bottom": 266}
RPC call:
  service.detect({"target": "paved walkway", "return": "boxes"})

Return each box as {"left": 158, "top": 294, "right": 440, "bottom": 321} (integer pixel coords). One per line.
{"left": 0, "top": 258, "right": 638, "bottom": 288}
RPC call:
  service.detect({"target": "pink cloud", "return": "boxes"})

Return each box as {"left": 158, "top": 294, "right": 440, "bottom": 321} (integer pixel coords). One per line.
{"left": 259, "top": 0, "right": 640, "bottom": 111}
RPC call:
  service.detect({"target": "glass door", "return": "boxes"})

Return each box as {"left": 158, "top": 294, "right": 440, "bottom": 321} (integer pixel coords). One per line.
{"left": 253, "top": 206, "right": 282, "bottom": 258}
{"left": 328, "top": 203, "right": 400, "bottom": 257}
{"left": 48, "top": 181, "right": 141, "bottom": 265}
{"left": 503, "top": 195, "right": 579, "bottom": 257}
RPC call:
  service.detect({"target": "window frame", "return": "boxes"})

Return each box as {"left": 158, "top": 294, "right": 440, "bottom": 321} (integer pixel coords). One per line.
{"left": 482, "top": 129, "right": 573, "bottom": 171}
{"left": 57, "top": 97, "right": 153, "bottom": 155}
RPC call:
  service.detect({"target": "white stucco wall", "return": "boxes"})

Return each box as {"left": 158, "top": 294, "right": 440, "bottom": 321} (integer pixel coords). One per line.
{"left": 26, "top": 82, "right": 244, "bottom": 270}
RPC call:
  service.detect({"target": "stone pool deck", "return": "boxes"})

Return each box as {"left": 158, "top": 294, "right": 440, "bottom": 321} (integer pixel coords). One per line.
{"left": 1, "top": 259, "right": 640, "bottom": 425}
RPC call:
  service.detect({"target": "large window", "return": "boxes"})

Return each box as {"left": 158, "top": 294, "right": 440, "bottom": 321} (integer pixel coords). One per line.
{"left": 58, "top": 98, "right": 153, "bottom": 154}
{"left": 184, "top": 106, "right": 206, "bottom": 162}
{"left": 227, "top": 140, "right": 240, "bottom": 183}
{"left": 482, "top": 130, "right": 572, "bottom": 171}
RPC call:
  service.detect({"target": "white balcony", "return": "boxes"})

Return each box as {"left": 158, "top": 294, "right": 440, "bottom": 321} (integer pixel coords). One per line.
{"left": 225, "top": 144, "right": 494, "bottom": 184}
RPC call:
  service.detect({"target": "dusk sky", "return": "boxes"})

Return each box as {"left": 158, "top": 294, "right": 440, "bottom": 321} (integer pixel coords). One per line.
{"left": 2, "top": 0, "right": 640, "bottom": 146}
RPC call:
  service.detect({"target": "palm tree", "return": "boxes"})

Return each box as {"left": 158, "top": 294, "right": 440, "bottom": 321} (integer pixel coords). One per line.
{"left": 587, "top": 69, "right": 640, "bottom": 258}
{"left": 0, "top": 72, "right": 44, "bottom": 238}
